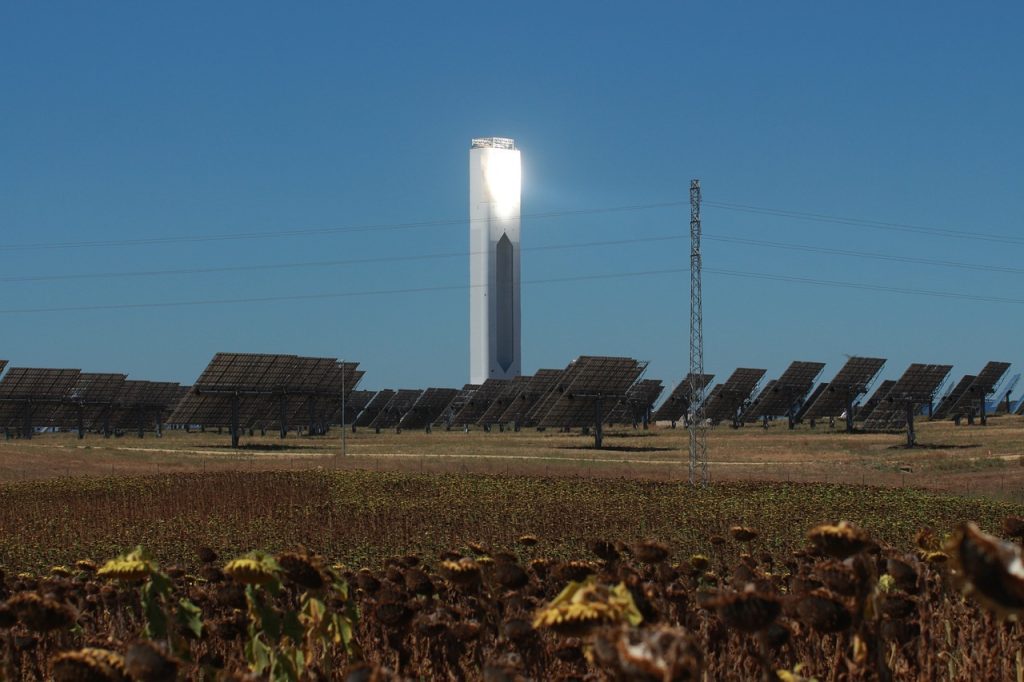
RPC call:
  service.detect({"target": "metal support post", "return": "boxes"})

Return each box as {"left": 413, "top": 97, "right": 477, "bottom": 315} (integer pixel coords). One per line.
{"left": 905, "top": 403, "right": 916, "bottom": 447}
{"left": 230, "top": 393, "right": 240, "bottom": 449}
{"left": 594, "top": 396, "right": 604, "bottom": 449}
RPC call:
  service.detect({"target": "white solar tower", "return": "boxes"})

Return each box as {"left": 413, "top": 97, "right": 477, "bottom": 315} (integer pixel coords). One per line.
{"left": 469, "top": 137, "right": 521, "bottom": 385}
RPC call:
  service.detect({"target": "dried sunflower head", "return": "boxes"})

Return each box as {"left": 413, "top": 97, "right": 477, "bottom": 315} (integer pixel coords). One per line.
{"left": 223, "top": 551, "right": 280, "bottom": 586}
{"left": 533, "top": 577, "right": 643, "bottom": 636}
{"left": 97, "top": 547, "right": 157, "bottom": 583}
{"left": 440, "top": 558, "right": 481, "bottom": 586}
{"left": 7, "top": 593, "right": 76, "bottom": 632}
{"left": 795, "top": 588, "right": 852, "bottom": 633}
{"left": 946, "top": 521, "right": 1024, "bottom": 617}
{"left": 709, "top": 586, "right": 781, "bottom": 633}
{"left": 74, "top": 559, "right": 97, "bottom": 574}
{"left": 517, "top": 534, "right": 539, "bottom": 547}
{"left": 50, "top": 566, "right": 72, "bottom": 578}
{"left": 807, "top": 522, "right": 869, "bottom": 559}
{"left": 556, "top": 560, "right": 596, "bottom": 583}
{"left": 276, "top": 551, "right": 326, "bottom": 590}
{"left": 689, "top": 555, "right": 710, "bottom": 572}
{"left": 631, "top": 540, "right": 671, "bottom": 565}
{"left": 51, "top": 647, "right": 128, "bottom": 682}
{"left": 730, "top": 527, "right": 758, "bottom": 543}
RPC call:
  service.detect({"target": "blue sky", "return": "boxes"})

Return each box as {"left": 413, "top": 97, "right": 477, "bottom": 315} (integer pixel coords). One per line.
{"left": 1, "top": 3, "right": 1022, "bottom": 393}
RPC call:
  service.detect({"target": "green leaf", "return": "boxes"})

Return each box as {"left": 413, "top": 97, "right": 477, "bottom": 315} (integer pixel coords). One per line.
{"left": 176, "top": 597, "right": 204, "bottom": 639}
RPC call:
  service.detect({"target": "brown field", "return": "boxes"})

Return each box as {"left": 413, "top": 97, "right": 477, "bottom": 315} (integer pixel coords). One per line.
{"left": 2, "top": 414, "right": 1023, "bottom": 500}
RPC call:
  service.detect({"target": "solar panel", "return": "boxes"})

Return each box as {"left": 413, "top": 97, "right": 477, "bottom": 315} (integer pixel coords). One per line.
{"left": 802, "top": 357, "right": 886, "bottom": 421}
{"left": 862, "top": 363, "right": 952, "bottom": 431}
{"left": 354, "top": 390, "right": 396, "bottom": 428}
{"left": 0, "top": 361, "right": 7, "bottom": 375}
{"left": 0, "top": 368, "right": 82, "bottom": 434}
{"left": 740, "top": 380, "right": 777, "bottom": 423}
{"left": 536, "top": 356, "right": 647, "bottom": 429}
{"left": 499, "top": 369, "right": 562, "bottom": 426}
{"left": 335, "top": 389, "right": 377, "bottom": 425}
{"left": 477, "top": 376, "right": 531, "bottom": 426}
{"left": 857, "top": 379, "right": 896, "bottom": 420}
{"left": 701, "top": 368, "right": 766, "bottom": 424}
{"left": 793, "top": 382, "right": 828, "bottom": 422}
{"left": 449, "top": 379, "right": 510, "bottom": 427}
{"left": 652, "top": 373, "right": 714, "bottom": 423}
{"left": 946, "top": 361, "right": 1011, "bottom": 419}
{"left": 47, "top": 373, "right": 128, "bottom": 431}
{"left": 110, "top": 381, "right": 184, "bottom": 433}
{"left": 932, "top": 375, "right": 975, "bottom": 420}
{"left": 606, "top": 379, "right": 664, "bottom": 425}
{"left": 747, "top": 361, "right": 826, "bottom": 420}
{"left": 369, "top": 389, "right": 423, "bottom": 430}
{"left": 174, "top": 353, "right": 363, "bottom": 443}
{"left": 434, "top": 384, "right": 479, "bottom": 428}
{"left": 400, "top": 388, "right": 459, "bottom": 429}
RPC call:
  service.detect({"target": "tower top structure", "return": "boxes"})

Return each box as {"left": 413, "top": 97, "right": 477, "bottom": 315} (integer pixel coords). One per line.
{"left": 471, "top": 137, "right": 516, "bottom": 150}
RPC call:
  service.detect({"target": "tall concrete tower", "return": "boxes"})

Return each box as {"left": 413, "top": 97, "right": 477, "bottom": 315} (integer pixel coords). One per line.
{"left": 469, "top": 137, "right": 521, "bottom": 384}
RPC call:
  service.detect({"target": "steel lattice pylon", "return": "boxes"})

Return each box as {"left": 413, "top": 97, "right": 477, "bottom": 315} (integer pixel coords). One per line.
{"left": 688, "top": 179, "right": 708, "bottom": 485}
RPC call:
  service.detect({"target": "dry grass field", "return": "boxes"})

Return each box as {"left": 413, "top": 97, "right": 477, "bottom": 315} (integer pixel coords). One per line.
{"left": 2, "top": 414, "right": 1022, "bottom": 500}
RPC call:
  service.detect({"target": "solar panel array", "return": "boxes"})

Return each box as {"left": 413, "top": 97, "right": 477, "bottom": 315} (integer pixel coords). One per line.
{"left": 857, "top": 379, "right": 896, "bottom": 420}
{"left": 537, "top": 356, "right": 647, "bottom": 428}
{"left": 476, "top": 376, "right": 530, "bottom": 426}
{"left": 449, "top": 379, "right": 510, "bottom": 427}
{"left": 701, "top": 368, "right": 766, "bottom": 423}
{"left": 47, "top": 373, "right": 128, "bottom": 431}
{"left": 606, "top": 379, "right": 665, "bottom": 425}
{"left": 862, "top": 363, "right": 952, "bottom": 430}
{"left": 803, "top": 357, "right": 886, "bottom": 420}
{"left": 944, "top": 361, "right": 1011, "bottom": 418}
{"left": 0, "top": 368, "right": 83, "bottom": 432}
{"left": 169, "top": 353, "right": 363, "bottom": 435}
{"left": 111, "top": 381, "right": 185, "bottom": 433}
{"left": 497, "top": 370, "right": 562, "bottom": 426}
{"left": 354, "top": 390, "right": 396, "bottom": 428}
{"left": 652, "top": 373, "right": 714, "bottom": 423}
{"left": 932, "top": 375, "right": 976, "bottom": 420}
{"left": 370, "top": 389, "right": 423, "bottom": 430}
{"left": 331, "top": 389, "right": 377, "bottom": 425}
{"left": 400, "top": 388, "right": 459, "bottom": 429}
{"left": 793, "top": 382, "right": 828, "bottom": 421}
{"left": 434, "top": 384, "right": 479, "bottom": 428}
{"left": 747, "top": 361, "right": 826, "bottom": 419}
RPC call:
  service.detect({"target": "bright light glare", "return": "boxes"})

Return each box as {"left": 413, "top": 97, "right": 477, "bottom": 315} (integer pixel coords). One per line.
{"left": 484, "top": 151, "right": 521, "bottom": 219}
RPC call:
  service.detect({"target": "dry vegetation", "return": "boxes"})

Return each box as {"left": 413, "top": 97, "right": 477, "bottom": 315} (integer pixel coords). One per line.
{"left": 2, "top": 414, "right": 1023, "bottom": 499}
{"left": 2, "top": 418, "right": 1024, "bottom": 679}
{"left": 1, "top": 471, "right": 1024, "bottom": 679}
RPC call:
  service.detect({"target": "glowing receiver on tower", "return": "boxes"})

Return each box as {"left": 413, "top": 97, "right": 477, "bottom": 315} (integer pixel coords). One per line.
{"left": 469, "top": 137, "right": 522, "bottom": 384}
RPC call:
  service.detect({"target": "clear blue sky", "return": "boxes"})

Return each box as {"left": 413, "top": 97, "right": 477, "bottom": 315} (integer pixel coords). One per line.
{"left": 2, "top": 3, "right": 1022, "bottom": 393}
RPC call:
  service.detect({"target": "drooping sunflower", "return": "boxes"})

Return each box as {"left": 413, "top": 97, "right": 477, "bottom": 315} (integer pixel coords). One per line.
{"left": 807, "top": 521, "right": 869, "bottom": 559}
{"left": 51, "top": 647, "right": 127, "bottom": 682}
{"left": 223, "top": 551, "right": 280, "bottom": 586}
{"left": 533, "top": 577, "right": 643, "bottom": 636}
{"left": 97, "top": 547, "right": 157, "bottom": 583}
{"left": 946, "top": 521, "right": 1024, "bottom": 617}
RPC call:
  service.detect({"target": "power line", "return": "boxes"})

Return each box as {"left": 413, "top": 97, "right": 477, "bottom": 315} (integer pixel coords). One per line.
{"left": 2, "top": 265, "right": 1023, "bottom": 315}
{"left": 5, "top": 197, "right": 1018, "bottom": 253}
{"left": 0, "top": 234, "right": 689, "bottom": 283}
{"left": 5, "top": 229, "right": 1021, "bottom": 285}
{"left": 701, "top": 234, "right": 1024, "bottom": 275}
{"left": 703, "top": 200, "right": 1024, "bottom": 246}
{"left": 0, "top": 200, "right": 689, "bottom": 252}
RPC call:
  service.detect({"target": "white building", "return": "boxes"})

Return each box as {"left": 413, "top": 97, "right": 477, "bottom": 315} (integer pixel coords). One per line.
{"left": 469, "top": 137, "right": 521, "bottom": 384}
